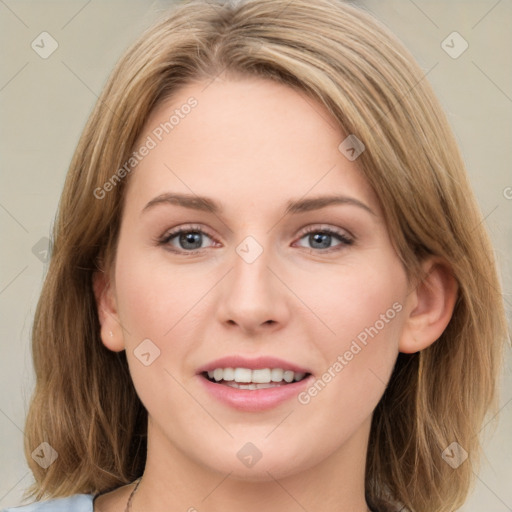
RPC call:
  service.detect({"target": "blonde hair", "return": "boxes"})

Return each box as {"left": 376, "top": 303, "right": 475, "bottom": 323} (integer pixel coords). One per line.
{"left": 23, "top": 1, "right": 508, "bottom": 511}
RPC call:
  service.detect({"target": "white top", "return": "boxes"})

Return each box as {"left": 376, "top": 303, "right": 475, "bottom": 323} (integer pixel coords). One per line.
{"left": 1, "top": 494, "right": 95, "bottom": 512}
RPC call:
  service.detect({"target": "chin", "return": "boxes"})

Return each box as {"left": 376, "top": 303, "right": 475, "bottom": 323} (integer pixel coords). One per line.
{"left": 196, "top": 443, "right": 313, "bottom": 482}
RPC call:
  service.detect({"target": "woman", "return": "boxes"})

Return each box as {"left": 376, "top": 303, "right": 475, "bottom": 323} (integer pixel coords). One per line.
{"left": 3, "top": 0, "right": 508, "bottom": 511}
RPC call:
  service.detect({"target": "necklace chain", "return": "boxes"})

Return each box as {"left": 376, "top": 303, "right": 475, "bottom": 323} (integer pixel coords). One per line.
{"left": 124, "top": 477, "right": 142, "bottom": 512}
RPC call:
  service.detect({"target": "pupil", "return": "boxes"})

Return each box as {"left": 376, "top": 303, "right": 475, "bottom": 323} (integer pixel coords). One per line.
{"left": 311, "top": 233, "right": 330, "bottom": 249}
{"left": 180, "top": 232, "right": 201, "bottom": 249}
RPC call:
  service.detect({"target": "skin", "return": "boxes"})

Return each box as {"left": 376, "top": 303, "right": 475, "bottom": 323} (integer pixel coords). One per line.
{"left": 93, "top": 74, "right": 457, "bottom": 512}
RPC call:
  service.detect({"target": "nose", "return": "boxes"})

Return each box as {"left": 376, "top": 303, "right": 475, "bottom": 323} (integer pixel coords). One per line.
{"left": 216, "top": 238, "right": 291, "bottom": 335}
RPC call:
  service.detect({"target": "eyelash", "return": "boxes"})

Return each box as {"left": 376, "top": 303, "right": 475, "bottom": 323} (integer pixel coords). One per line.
{"left": 156, "top": 224, "right": 354, "bottom": 255}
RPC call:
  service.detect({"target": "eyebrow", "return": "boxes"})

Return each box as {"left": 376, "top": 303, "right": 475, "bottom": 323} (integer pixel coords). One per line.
{"left": 141, "top": 192, "right": 376, "bottom": 217}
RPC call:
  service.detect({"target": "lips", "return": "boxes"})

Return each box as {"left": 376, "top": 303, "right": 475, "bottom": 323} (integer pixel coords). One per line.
{"left": 195, "top": 355, "right": 313, "bottom": 411}
{"left": 196, "top": 355, "right": 311, "bottom": 375}
{"left": 197, "top": 370, "right": 314, "bottom": 411}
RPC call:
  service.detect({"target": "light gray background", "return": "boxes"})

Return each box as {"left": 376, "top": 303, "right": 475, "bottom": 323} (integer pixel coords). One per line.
{"left": 0, "top": 0, "right": 511, "bottom": 510}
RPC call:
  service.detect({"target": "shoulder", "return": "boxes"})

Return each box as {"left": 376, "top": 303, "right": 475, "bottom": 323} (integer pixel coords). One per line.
{"left": 1, "top": 494, "right": 95, "bottom": 512}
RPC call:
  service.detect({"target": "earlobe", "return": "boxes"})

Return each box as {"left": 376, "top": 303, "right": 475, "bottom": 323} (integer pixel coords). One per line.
{"left": 92, "top": 270, "right": 125, "bottom": 352}
{"left": 399, "top": 257, "right": 458, "bottom": 354}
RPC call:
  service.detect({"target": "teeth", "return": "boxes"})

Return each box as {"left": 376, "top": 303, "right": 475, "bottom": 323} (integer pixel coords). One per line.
{"left": 283, "top": 370, "right": 294, "bottom": 383}
{"left": 222, "top": 367, "right": 235, "bottom": 381}
{"left": 271, "top": 368, "right": 283, "bottom": 382}
{"left": 234, "top": 368, "right": 252, "bottom": 383}
{"left": 224, "top": 382, "right": 283, "bottom": 390}
{"left": 205, "top": 367, "right": 308, "bottom": 384}
{"left": 252, "top": 368, "right": 271, "bottom": 383}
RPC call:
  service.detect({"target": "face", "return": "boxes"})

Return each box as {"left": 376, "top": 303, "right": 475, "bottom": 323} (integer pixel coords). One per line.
{"left": 103, "top": 75, "right": 412, "bottom": 481}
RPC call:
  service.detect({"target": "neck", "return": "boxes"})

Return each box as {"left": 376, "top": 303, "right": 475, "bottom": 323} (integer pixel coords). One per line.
{"left": 131, "top": 416, "right": 372, "bottom": 512}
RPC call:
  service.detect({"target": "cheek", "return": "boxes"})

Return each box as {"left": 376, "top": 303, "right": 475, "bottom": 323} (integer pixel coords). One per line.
{"left": 112, "top": 245, "right": 192, "bottom": 410}
{"left": 298, "top": 260, "right": 407, "bottom": 425}
{"left": 312, "top": 256, "right": 407, "bottom": 351}
{"left": 114, "top": 240, "right": 203, "bottom": 341}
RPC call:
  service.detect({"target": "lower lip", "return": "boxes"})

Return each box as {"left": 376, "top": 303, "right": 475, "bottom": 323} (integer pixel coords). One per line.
{"left": 198, "top": 374, "right": 313, "bottom": 412}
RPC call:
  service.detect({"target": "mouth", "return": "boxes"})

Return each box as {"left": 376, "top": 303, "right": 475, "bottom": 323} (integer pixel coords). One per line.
{"left": 196, "top": 356, "right": 313, "bottom": 410}
{"left": 201, "top": 367, "right": 311, "bottom": 390}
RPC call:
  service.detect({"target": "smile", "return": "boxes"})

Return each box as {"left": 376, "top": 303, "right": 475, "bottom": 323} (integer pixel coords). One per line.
{"left": 204, "top": 367, "right": 309, "bottom": 389}
{"left": 198, "top": 368, "right": 313, "bottom": 411}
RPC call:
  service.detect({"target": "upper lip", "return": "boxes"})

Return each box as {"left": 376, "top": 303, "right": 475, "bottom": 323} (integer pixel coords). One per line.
{"left": 196, "top": 355, "right": 311, "bottom": 375}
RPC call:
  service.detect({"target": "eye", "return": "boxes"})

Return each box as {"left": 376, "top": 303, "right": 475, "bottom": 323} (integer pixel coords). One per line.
{"left": 157, "top": 225, "right": 217, "bottom": 254}
{"left": 156, "top": 224, "right": 354, "bottom": 255}
{"left": 294, "top": 226, "right": 354, "bottom": 253}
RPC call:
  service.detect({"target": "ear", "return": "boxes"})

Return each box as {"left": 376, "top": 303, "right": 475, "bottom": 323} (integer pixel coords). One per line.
{"left": 399, "top": 256, "right": 458, "bottom": 354}
{"left": 92, "top": 268, "right": 125, "bottom": 352}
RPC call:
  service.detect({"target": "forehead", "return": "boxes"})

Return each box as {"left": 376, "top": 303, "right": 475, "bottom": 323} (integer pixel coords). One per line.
{"left": 125, "top": 76, "right": 379, "bottom": 217}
